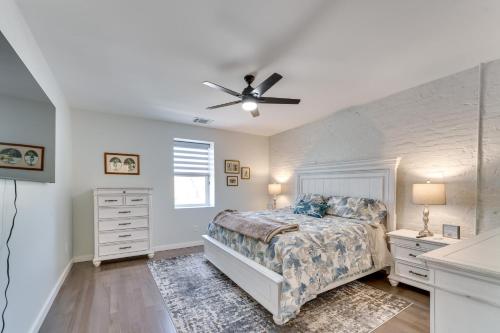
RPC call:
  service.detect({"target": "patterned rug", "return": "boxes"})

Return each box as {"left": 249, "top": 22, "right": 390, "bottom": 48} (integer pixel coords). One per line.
{"left": 147, "top": 254, "right": 411, "bottom": 333}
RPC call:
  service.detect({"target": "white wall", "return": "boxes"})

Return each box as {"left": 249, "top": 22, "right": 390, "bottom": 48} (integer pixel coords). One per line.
{"left": 71, "top": 109, "right": 269, "bottom": 258}
{"left": 270, "top": 59, "right": 500, "bottom": 236}
{"left": 0, "top": 0, "right": 73, "bottom": 332}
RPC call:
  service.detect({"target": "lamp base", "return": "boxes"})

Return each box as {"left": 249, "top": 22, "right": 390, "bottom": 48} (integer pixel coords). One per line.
{"left": 418, "top": 229, "right": 434, "bottom": 237}
{"left": 418, "top": 206, "right": 433, "bottom": 237}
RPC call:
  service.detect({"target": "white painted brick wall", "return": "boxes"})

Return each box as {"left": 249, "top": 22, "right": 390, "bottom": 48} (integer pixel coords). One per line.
{"left": 478, "top": 60, "right": 500, "bottom": 232}
{"left": 270, "top": 66, "right": 482, "bottom": 236}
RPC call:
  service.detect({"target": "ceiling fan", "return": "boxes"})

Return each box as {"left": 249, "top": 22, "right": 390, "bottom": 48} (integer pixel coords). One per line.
{"left": 203, "top": 73, "right": 300, "bottom": 118}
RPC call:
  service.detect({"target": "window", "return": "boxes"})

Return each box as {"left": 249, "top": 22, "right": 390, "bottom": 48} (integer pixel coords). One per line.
{"left": 174, "top": 138, "right": 214, "bottom": 208}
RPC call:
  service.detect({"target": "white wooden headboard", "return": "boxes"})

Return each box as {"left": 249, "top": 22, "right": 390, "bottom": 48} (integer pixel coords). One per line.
{"left": 295, "top": 158, "right": 400, "bottom": 231}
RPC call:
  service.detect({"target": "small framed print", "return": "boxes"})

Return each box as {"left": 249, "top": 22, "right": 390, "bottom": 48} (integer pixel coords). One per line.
{"left": 227, "top": 175, "right": 238, "bottom": 186}
{"left": 225, "top": 160, "right": 240, "bottom": 174}
{"left": 104, "top": 152, "right": 140, "bottom": 175}
{"left": 0, "top": 142, "right": 44, "bottom": 171}
{"left": 443, "top": 224, "right": 460, "bottom": 239}
{"left": 241, "top": 167, "right": 250, "bottom": 180}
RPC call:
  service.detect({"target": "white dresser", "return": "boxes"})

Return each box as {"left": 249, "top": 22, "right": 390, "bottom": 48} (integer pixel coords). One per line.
{"left": 93, "top": 187, "right": 154, "bottom": 267}
{"left": 420, "top": 227, "right": 500, "bottom": 333}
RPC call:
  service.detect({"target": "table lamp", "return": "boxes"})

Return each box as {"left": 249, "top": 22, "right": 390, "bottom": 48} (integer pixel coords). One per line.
{"left": 268, "top": 183, "right": 281, "bottom": 209}
{"left": 412, "top": 182, "right": 446, "bottom": 237}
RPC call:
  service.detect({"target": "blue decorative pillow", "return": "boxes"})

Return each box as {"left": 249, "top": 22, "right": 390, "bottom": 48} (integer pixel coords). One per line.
{"left": 294, "top": 198, "right": 329, "bottom": 218}
{"left": 326, "top": 196, "right": 387, "bottom": 225}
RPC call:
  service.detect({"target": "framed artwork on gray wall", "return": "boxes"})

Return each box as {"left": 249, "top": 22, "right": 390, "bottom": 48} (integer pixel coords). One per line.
{"left": 0, "top": 142, "right": 44, "bottom": 171}
{"left": 241, "top": 167, "right": 250, "bottom": 179}
{"left": 104, "top": 152, "right": 140, "bottom": 175}
{"left": 225, "top": 160, "right": 240, "bottom": 174}
{"left": 227, "top": 175, "right": 238, "bottom": 186}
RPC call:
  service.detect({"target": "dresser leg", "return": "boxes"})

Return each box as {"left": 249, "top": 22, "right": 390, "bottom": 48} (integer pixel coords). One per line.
{"left": 388, "top": 278, "right": 399, "bottom": 287}
{"left": 147, "top": 253, "right": 154, "bottom": 259}
{"left": 93, "top": 260, "right": 101, "bottom": 267}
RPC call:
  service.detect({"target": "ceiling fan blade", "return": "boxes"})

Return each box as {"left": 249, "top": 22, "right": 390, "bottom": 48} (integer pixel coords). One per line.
{"left": 203, "top": 81, "right": 241, "bottom": 97}
{"left": 257, "top": 97, "right": 300, "bottom": 104}
{"left": 251, "top": 73, "right": 282, "bottom": 96}
{"left": 206, "top": 100, "right": 241, "bottom": 110}
{"left": 250, "top": 108, "right": 260, "bottom": 118}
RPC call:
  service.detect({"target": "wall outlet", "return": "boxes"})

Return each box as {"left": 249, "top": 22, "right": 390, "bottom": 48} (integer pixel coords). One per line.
{"left": 193, "top": 224, "right": 200, "bottom": 232}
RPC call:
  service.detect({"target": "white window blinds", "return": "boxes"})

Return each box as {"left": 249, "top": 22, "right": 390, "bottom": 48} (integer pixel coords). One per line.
{"left": 173, "top": 139, "right": 213, "bottom": 176}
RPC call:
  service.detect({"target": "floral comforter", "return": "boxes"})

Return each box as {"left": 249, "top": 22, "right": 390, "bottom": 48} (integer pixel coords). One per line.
{"left": 207, "top": 208, "right": 387, "bottom": 324}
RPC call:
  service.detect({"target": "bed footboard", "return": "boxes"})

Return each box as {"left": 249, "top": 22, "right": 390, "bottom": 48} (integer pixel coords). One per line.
{"left": 202, "top": 235, "right": 283, "bottom": 317}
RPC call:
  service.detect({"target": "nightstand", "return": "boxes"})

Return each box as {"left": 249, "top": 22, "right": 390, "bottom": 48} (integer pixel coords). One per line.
{"left": 387, "top": 229, "right": 461, "bottom": 290}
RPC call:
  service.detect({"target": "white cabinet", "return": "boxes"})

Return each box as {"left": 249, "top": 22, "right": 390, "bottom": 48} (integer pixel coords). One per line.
{"left": 93, "top": 188, "right": 154, "bottom": 267}
{"left": 420, "top": 227, "right": 500, "bottom": 333}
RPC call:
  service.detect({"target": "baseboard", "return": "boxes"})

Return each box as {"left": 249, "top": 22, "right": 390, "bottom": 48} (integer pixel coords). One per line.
{"left": 29, "top": 258, "right": 73, "bottom": 333}
{"left": 72, "top": 254, "right": 94, "bottom": 263}
{"left": 155, "top": 240, "right": 204, "bottom": 252}
{"left": 72, "top": 241, "right": 205, "bottom": 264}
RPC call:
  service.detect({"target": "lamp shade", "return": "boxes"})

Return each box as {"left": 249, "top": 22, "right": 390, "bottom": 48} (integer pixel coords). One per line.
{"left": 412, "top": 183, "right": 446, "bottom": 205}
{"left": 268, "top": 183, "right": 282, "bottom": 196}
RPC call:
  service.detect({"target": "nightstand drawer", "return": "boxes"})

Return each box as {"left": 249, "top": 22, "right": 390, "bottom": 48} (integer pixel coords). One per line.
{"left": 392, "top": 237, "right": 442, "bottom": 252}
{"left": 396, "top": 261, "right": 432, "bottom": 283}
{"left": 393, "top": 246, "right": 426, "bottom": 265}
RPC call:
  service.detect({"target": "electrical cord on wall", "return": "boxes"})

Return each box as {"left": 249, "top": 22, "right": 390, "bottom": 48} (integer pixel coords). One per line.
{"left": 1, "top": 180, "right": 17, "bottom": 333}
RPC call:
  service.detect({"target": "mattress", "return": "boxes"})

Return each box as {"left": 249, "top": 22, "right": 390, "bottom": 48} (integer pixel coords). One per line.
{"left": 207, "top": 208, "right": 392, "bottom": 323}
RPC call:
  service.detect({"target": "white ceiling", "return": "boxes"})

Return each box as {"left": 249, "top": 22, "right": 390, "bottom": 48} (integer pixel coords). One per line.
{"left": 15, "top": 0, "right": 500, "bottom": 136}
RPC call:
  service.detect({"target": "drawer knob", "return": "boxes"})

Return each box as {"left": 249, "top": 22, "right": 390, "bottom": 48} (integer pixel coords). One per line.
{"left": 118, "top": 211, "right": 131, "bottom": 214}
{"left": 131, "top": 198, "right": 143, "bottom": 202}
{"left": 119, "top": 246, "right": 132, "bottom": 250}
{"left": 118, "top": 222, "right": 132, "bottom": 226}
{"left": 118, "top": 234, "right": 132, "bottom": 238}
{"left": 409, "top": 253, "right": 417, "bottom": 258}
{"left": 409, "top": 270, "right": 427, "bottom": 278}
{"left": 105, "top": 199, "right": 118, "bottom": 202}
{"left": 415, "top": 243, "right": 420, "bottom": 247}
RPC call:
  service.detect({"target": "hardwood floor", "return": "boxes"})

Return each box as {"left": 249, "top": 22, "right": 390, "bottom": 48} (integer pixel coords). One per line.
{"left": 41, "top": 247, "right": 429, "bottom": 333}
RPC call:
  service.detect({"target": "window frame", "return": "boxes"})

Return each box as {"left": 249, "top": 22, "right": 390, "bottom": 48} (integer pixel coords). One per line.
{"left": 173, "top": 138, "right": 214, "bottom": 209}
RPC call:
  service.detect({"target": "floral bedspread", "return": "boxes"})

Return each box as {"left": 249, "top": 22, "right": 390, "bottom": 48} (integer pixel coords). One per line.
{"left": 207, "top": 208, "right": 378, "bottom": 324}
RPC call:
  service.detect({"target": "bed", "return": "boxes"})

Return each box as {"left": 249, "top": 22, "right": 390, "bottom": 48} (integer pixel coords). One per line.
{"left": 202, "top": 158, "right": 400, "bottom": 324}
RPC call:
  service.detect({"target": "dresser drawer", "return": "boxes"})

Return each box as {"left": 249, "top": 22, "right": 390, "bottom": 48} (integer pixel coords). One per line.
{"left": 98, "top": 206, "right": 148, "bottom": 219}
{"left": 395, "top": 261, "right": 432, "bottom": 283}
{"left": 99, "top": 240, "right": 149, "bottom": 256}
{"left": 434, "top": 269, "right": 500, "bottom": 305}
{"left": 393, "top": 245, "right": 426, "bottom": 265}
{"left": 125, "top": 195, "right": 149, "bottom": 205}
{"left": 98, "top": 196, "right": 123, "bottom": 206}
{"left": 99, "top": 229, "right": 148, "bottom": 244}
{"left": 392, "top": 237, "right": 442, "bottom": 252}
{"left": 98, "top": 218, "right": 148, "bottom": 231}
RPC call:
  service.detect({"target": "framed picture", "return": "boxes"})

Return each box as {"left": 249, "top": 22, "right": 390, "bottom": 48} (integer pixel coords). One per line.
{"left": 227, "top": 175, "right": 238, "bottom": 186}
{"left": 0, "top": 142, "right": 44, "bottom": 171}
{"left": 104, "top": 152, "right": 140, "bottom": 175}
{"left": 442, "top": 224, "right": 460, "bottom": 239}
{"left": 225, "top": 160, "right": 240, "bottom": 174}
{"left": 241, "top": 167, "right": 250, "bottom": 179}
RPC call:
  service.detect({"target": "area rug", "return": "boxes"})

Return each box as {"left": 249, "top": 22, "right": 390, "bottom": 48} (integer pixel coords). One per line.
{"left": 147, "top": 254, "right": 411, "bottom": 333}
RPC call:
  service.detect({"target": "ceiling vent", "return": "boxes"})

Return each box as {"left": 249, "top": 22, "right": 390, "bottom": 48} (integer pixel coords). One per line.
{"left": 193, "top": 117, "right": 213, "bottom": 125}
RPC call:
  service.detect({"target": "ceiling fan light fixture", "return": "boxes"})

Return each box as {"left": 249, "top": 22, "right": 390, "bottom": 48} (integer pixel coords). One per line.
{"left": 242, "top": 100, "right": 257, "bottom": 111}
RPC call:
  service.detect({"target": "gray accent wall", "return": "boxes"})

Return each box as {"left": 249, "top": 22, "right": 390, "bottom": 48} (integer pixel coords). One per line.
{"left": 270, "top": 60, "right": 500, "bottom": 236}
{"left": 71, "top": 109, "right": 269, "bottom": 258}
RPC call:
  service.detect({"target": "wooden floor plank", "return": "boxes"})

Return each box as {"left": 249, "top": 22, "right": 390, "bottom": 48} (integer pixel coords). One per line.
{"left": 41, "top": 246, "right": 429, "bottom": 333}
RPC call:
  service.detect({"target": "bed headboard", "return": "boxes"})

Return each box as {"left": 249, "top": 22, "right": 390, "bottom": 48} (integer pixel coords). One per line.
{"left": 295, "top": 158, "right": 400, "bottom": 232}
